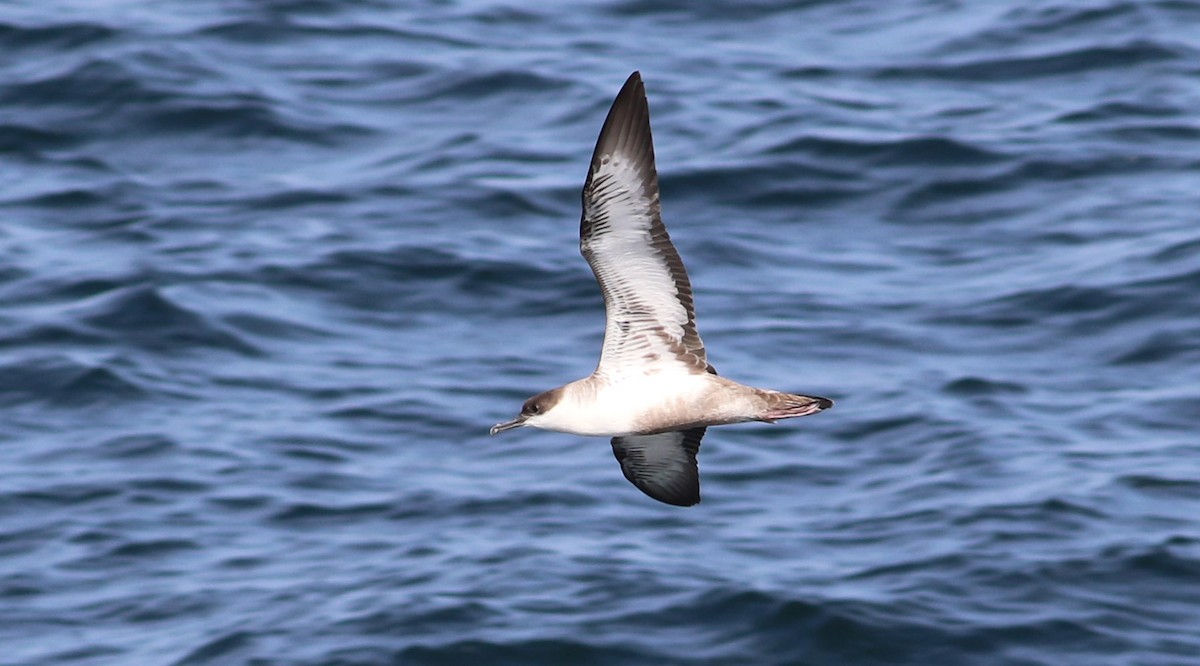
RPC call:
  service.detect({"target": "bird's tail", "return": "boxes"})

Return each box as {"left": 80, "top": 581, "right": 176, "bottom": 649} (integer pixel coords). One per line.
{"left": 758, "top": 391, "right": 833, "bottom": 422}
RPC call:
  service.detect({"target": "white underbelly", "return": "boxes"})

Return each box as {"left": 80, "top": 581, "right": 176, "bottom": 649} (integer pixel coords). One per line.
{"left": 563, "top": 373, "right": 713, "bottom": 437}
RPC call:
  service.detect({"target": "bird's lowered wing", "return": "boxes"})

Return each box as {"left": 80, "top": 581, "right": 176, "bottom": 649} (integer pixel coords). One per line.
{"left": 611, "top": 427, "right": 706, "bottom": 506}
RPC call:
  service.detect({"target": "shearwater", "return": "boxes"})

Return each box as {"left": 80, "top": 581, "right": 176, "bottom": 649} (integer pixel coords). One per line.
{"left": 491, "top": 71, "right": 832, "bottom": 507}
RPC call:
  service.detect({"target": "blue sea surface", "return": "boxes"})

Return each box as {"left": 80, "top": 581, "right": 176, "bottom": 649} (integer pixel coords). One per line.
{"left": 3, "top": 1, "right": 1200, "bottom": 664}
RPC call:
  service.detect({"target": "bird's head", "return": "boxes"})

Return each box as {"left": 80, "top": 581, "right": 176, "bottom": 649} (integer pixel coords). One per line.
{"left": 490, "top": 388, "right": 565, "bottom": 435}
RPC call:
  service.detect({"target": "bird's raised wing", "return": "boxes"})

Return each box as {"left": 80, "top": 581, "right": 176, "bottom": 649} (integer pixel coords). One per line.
{"left": 611, "top": 427, "right": 705, "bottom": 506}
{"left": 580, "top": 71, "right": 707, "bottom": 379}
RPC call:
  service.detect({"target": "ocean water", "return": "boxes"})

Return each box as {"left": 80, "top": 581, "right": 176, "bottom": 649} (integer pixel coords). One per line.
{"left": 3, "top": 1, "right": 1200, "bottom": 664}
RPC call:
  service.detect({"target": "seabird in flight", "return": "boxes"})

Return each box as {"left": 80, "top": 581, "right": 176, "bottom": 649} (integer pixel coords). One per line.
{"left": 491, "top": 71, "right": 832, "bottom": 506}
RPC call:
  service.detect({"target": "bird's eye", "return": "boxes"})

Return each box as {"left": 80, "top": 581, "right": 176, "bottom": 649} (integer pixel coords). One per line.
{"left": 527, "top": 402, "right": 540, "bottom": 415}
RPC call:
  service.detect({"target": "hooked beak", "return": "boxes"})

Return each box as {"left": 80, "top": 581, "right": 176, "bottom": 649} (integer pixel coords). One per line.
{"left": 489, "top": 417, "right": 525, "bottom": 436}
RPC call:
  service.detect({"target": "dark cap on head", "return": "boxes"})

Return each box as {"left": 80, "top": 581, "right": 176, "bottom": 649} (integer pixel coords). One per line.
{"left": 521, "top": 388, "right": 563, "bottom": 417}
{"left": 491, "top": 387, "right": 565, "bottom": 435}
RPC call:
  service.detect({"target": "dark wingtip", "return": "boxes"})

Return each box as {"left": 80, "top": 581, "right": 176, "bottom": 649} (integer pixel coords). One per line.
{"left": 817, "top": 397, "right": 834, "bottom": 410}
{"left": 659, "top": 491, "right": 700, "bottom": 507}
{"left": 611, "top": 71, "right": 646, "bottom": 113}
{"left": 584, "top": 70, "right": 656, "bottom": 200}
